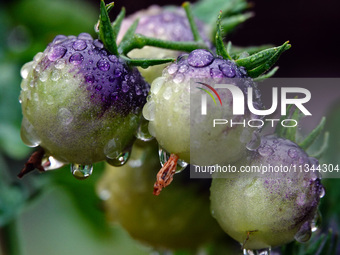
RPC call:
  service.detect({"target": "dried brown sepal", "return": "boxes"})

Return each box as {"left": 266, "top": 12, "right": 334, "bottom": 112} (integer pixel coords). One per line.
{"left": 18, "top": 148, "right": 46, "bottom": 178}
{"left": 153, "top": 153, "right": 179, "bottom": 196}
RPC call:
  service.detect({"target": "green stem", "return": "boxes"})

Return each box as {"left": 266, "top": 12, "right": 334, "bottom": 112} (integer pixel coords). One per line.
{"left": 182, "top": 2, "right": 203, "bottom": 42}
{"left": 0, "top": 219, "right": 22, "bottom": 255}
{"left": 119, "top": 34, "right": 209, "bottom": 55}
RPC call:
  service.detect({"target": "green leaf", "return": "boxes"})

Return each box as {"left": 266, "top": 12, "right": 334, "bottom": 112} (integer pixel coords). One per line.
{"left": 219, "top": 12, "right": 254, "bottom": 35}
{"left": 192, "top": 0, "right": 249, "bottom": 25}
{"left": 299, "top": 117, "right": 326, "bottom": 150}
{"left": 284, "top": 106, "right": 303, "bottom": 143}
{"left": 231, "top": 44, "right": 274, "bottom": 59}
{"left": 310, "top": 132, "right": 329, "bottom": 159}
{"left": 111, "top": 7, "right": 125, "bottom": 44}
{"left": 99, "top": 0, "right": 118, "bottom": 55}
{"left": 235, "top": 41, "right": 291, "bottom": 78}
{"left": 215, "top": 12, "right": 233, "bottom": 60}
{"left": 118, "top": 19, "right": 139, "bottom": 54}
{"left": 275, "top": 104, "right": 293, "bottom": 138}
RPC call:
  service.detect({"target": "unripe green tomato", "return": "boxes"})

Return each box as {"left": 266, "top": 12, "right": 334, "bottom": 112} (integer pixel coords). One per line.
{"left": 96, "top": 141, "right": 225, "bottom": 250}
{"left": 210, "top": 135, "right": 324, "bottom": 250}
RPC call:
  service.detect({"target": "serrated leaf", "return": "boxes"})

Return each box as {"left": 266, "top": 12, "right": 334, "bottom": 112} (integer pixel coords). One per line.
{"left": 231, "top": 44, "right": 274, "bottom": 59}
{"left": 99, "top": 0, "right": 118, "bottom": 55}
{"left": 247, "top": 42, "right": 291, "bottom": 78}
{"left": 235, "top": 41, "right": 290, "bottom": 75}
{"left": 299, "top": 117, "right": 326, "bottom": 150}
{"left": 215, "top": 12, "right": 232, "bottom": 60}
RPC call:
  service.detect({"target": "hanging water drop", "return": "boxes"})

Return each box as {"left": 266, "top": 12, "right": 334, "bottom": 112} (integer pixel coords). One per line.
{"left": 71, "top": 164, "right": 93, "bottom": 180}
{"left": 106, "top": 150, "right": 131, "bottom": 167}
{"left": 135, "top": 117, "right": 154, "bottom": 141}
{"left": 158, "top": 146, "right": 188, "bottom": 173}
{"left": 311, "top": 210, "right": 322, "bottom": 232}
{"left": 294, "top": 221, "right": 312, "bottom": 243}
{"left": 20, "top": 61, "right": 33, "bottom": 79}
{"left": 319, "top": 186, "right": 325, "bottom": 198}
{"left": 20, "top": 117, "right": 41, "bottom": 147}
{"left": 246, "top": 131, "right": 261, "bottom": 151}
{"left": 104, "top": 138, "right": 122, "bottom": 159}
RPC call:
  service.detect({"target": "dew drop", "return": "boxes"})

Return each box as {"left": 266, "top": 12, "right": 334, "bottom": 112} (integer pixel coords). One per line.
{"left": 114, "top": 69, "right": 122, "bottom": 77}
{"left": 58, "top": 108, "right": 73, "bottom": 125}
{"left": 122, "top": 81, "right": 129, "bottom": 93}
{"left": 55, "top": 59, "right": 66, "bottom": 69}
{"left": 52, "top": 35, "right": 68, "bottom": 44}
{"left": 187, "top": 49, "right": 214, "bottom": 67}
{"left": 311, "top": 210, "right": 322, "bottom": 232}
{"left": 150, "top": 77, "right": 165, "bottom": 95}
{"left": 158, "top": 146, "right": 188, "bottom": 173}
{"left": 98, "top": 189, "right": 111, "bottom": 200}
{"left": 163, "top": 86, "right": 172, "bottom": 100}
{"left": 142, "top": 101, "right": 155, "bottom": 121}
{"left": 85, "top": 74, "right": 95, "bottom": 84}
{"left": 97, "top": 59, "right": 110, "bottom": 71}
{"left": 20, "top": 117, "right": 41, "bottom": 147}
{"left": 258, "top": 144, "right": 274, "bottom": 157}
{"left": 42, "top": 156, "right": 65, "bottom": 171}
{"left": 136, "top": 117, "right": 154, "bottom": 141}
{"left": 106, "top": 150, "right": 131, "bottom": 167}
{"left": 167, "top": 64, "right": 178, "bottom": 74}
{"left": 294, "top": 221, "right": 312, "bottom": 243}
{"left": 93, "top": 39, "right": 104, "bottom": 49}
{"left": 39, "top": 71, "right": 49, "bottom": 82}
{"left": 20, "top": 79, "right": 28, "bottom": 91}
{"left": 48, "top": 46, "right": 67, "bottom": 61}
{"left": 319, "top": 186, "right": 325, "bottom": 198}
{"left": 104, "top": 138, "right": 122, "bottom": 159}
{"left": 173, "top": 73, "right": 184, "bottom": 84}
{"left": 33, "top": 52, "right": 43, "bottom": 62}
{"left": 51, "top": 69, "right": 61, "bottom": 81}
{"left": 246, "top": 131, "right": 261, "bottom": 151}
{"left": 219, "top": 63, "right": 236, "bottom": 78}
{"left": 69, "top": 53, "right": 84, "bottom": 65}
{"left": 178, "top": 64, "right": 188, "bottom": 73}
{"left": 210, "top": 68, "right": 223, "bottom": 80}
{"left": 77, "top": 33, "right": 93, "bottom": 40}
{"left": 135, "top": 85, "right": 142, "bottom": 95}
{"left": 288, "top": 148, "right": 298, "bottom": 158}
{"left": 20, "top": 61, "right": 33, "bottom": 79}
{"left": 108, "top": 55, "right": 117, "bottom": 63}
{"left": 71, "top": 164, "right": 93, "bottom": 180}
{"left": 72, "top": 39, "right": 87, "bottom": 51}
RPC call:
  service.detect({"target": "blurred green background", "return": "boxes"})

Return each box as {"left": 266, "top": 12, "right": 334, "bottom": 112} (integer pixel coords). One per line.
{"left": 0, "top": 0, "right": 339, "bottom": 254}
